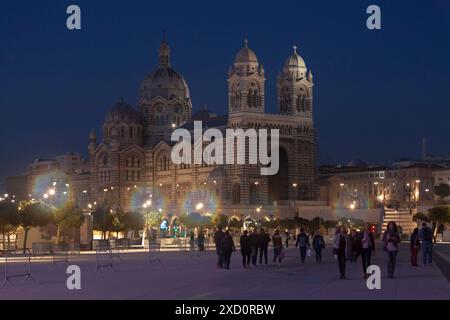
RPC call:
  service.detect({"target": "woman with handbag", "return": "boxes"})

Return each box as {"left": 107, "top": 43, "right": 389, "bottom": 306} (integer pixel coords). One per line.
{"left": 382, "top": 221, "right": 401, "bottom": 278}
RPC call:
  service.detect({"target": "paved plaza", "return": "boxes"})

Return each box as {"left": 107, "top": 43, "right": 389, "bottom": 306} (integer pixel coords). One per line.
{"left": 1, "top": 243, "right": 449, "bottom": 300}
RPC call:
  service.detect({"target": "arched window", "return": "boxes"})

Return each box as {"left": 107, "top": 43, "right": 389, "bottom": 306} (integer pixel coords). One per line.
{"left": 232, "top": 183, "right": 241, "bottom": 204}
{"left": 297, "top": 88, "right": 308, "bottom": 112}
{"left": 280, "top": 87, "right": 290, "bottom": 113}
{"left": 249, "top": 184, "right": 260, "bottom": 204}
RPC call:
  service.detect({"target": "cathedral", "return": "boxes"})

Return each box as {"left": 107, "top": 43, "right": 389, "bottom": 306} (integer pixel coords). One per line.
{"left": 87, "top": 38, "right": 318, "bottom": 223}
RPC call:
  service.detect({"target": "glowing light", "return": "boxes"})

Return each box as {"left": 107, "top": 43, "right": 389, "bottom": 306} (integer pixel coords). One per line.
{"left": 373, "top": 181, "right": 379, "bottom": 185}
{"left": 94, "top": 202, "right": 97, "bottom": 205}
{"left": 4, "top": 194, "right": 8, "bottom": 198}
{"left": 171, "top": 123, "right": 176, "bottom": 128}
{"left": 213, "top": 180, "right": 216, "bottom": 184}
{"left": 134, "top": 185, "right": 138, "bottom": 188}
{"left": 350, "top": 204, "right": 355, "bottom": 210}
{"left": 28, "top": 194, "right": 32, "bottom": 197}
{"left": 256, "top": 207, "right": 261, "bottom": 213}
{"left": 110, "top": 186, "right": 114, "bottom": 190}
{"left": 53, "top": 182, "right": 57, "bottom": 186}
{"left": 339, "top": 183, "right": 344, "bottom": 187}
{"left": 88, "top": 204, "right": 92, "bottom": 209}
{"left": 158, "top": 208, "right": 162, "bottom": 213}
{"left": 63, "top": 191, "right": 67, "bottom": 195}
{"left": 425, "top": 189, "right": 430, "bottom": 192}
{"left": 377, "top": 195, "right": 384, "bottom": 201}
{"left": 83, "top": 190, "right": 87, "bottom": 193}
{"left": 159, "top": 183, "right": 162, "bottom": 187}
{"left": 292, "top": 183, "right": 297, "bottom": 187}
{"left": 11, "top": 200, "right": 15, "bottom": 203}
{"left": 415, "top": 180, "right": 421, "bottom": 183}
{"left": 204, "top": 182, "right": 207, "bottom": 185}
{"left": 48, "top": 189, "right": 55, "bottom": 196}
{"left": 142, "top": 204, "right": 148, "bottom": 209}
{"left": 43, "top": 194, "right": 49, "bottom": 199}
{"left": 406, "top": 183, "right": 410, "bottom": 187}
{"left": 103, "top": 189, "right": 108, "bottom": 192}
{"left": 254, "top": 181, "right": 259, "bottom": 185}
{"left": 196, "top": 202, "right": 204, "bottom": 210}
{"left": 65, "top": 184, "right": 70, "bottom": 187}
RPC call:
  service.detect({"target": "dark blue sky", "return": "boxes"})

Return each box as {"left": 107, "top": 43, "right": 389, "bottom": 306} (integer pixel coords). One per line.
{"left": 1, "top": 0, "right": 450, "bottom": 187}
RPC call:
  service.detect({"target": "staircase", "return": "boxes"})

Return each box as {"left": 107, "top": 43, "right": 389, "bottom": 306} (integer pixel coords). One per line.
{"left": 382, "top": 208, "right": 417, "bottom": 236}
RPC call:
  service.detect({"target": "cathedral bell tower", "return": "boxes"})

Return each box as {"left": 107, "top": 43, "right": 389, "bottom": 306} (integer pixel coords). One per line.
{"left": 228, "top": 39, "right": 265, "bottom": 115}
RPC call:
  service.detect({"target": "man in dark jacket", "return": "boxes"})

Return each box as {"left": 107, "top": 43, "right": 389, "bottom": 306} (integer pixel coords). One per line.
{"left": 258, "top": 228, "right": 271, "bottom": 265}
{"left": 214, "top": 226, "right": 225, "bottom": 268}
{"left": 249, "top": 229, "right": 259, "bottom": 266}
{"left": 295, "top": 228, "right": 310, "bottom": 263}
{"left": 221, "top": 230, "right": 236, "bottom": 270}
{"left": 419, "top": 222, "right": 433, "bottom": 265}
{"left": 240, "top": 230, "right": 251, "bottom": 268}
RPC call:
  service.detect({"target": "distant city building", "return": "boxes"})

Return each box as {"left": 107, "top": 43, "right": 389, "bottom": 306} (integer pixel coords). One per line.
{"left": 319, "top": 160, "right": 440, "bottom": 209}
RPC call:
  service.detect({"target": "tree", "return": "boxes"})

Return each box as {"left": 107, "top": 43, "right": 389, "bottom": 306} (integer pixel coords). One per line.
{"left": 434, "top": 183, "right": 450, "bottom": 200}
{"left": 228, "top": 218, "right": 243, "bottom": 231}
{"left": 0, "top": 202, "right": 20, "bottom": 248}
{"left": 121, "top": 211, "right": 144, "bottom": 238}
{"left": 279, "top": 218, "right": 296, "bottom": 231}
{"left": 92, "top": 205, "right": 114, "bottom": 239}
{"left": 111, "top": 207, "right": 126, "bottom": 238}
{"left": 212, "top": 214, "right": 228, "bottom": 229}
{"left": 413, "top": 212, "right": 430, "bottom": 223}
{"left": 18, "top": 201, "right": 53, "bottom": 253}
{"left": 428, "top": 206, "right": 450, "bottom": 242}
{"left": 53, "top": 201, "right": 85, "bottom": 244}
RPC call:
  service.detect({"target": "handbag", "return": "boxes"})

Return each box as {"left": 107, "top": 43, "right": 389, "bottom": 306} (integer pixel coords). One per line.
{"left": 307, "top": 248, "right": 313, "bottom": 257}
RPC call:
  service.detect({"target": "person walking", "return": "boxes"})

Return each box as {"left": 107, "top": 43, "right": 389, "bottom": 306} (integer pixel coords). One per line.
{"left": 350, "top": 229, "right": 363, "bottom": 263}
{"left": 240, "top": 230, "right": 251, "bottom": 268}
{"left": 272, "top": 230, "right": 284, "bottom": 265}
{"left": 419, "top": 222, "right": 433, "bottom": 265}
{"left": 214, "top": 226, "right": 225, "bottom": 268}
{"left": 249, "top": 229, "right": 259, "bottom": 266}
{"left": 382, "top": 221, "right": 401, "bottom": 279}
{"left": 295, "top": 228, "right": 310, "bottom": 263}
{"left": 197, "top": 230, "right": 205, "bottom": 251}
{"left": 410, "top": 227, "right": 420, "bottom": 267}
{"left": 189, "top": 231, "right": 195, "bottom": 251}
{"left": 312, "top": 230, "right": 325, "bottom": 264}
{"left": 361, "top": 224, "right": 376, "bottom": 278}
{"left": 220, "top": 230, "right": 235, "bottom": 270}
{"left": 333, "top": 226, "right": 348, "bottom": 279}
{"left": 258, "top": 228, "right": 271, "bottom": 265}
{"left": 284, "top": 231, "right": 290, "bottom": 248}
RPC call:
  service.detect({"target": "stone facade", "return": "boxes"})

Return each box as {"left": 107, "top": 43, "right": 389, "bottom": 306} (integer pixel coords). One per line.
{"left": 87, "top": 39, "right": 319, "bottom": 221}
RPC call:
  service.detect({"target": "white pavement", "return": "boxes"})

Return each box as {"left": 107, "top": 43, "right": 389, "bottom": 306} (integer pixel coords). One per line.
{"left": 1, "top": 243, "right": 449, "bottom": 300}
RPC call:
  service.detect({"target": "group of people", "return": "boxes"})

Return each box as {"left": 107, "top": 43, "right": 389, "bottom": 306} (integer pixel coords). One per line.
{"left": 333, "top": 221, "right": 434, "bottom": 280}
{"left": 212, "top": 222, "right": 434, "bottom": 280}
{"left": 333, "top": 225, "right": 376, "bottom": 280}
{"left": 213, "top": 226, "right": 326, "bottom": 269}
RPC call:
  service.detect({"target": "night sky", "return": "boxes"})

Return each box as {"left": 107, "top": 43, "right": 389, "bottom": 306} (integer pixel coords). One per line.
{"left": 1, "top": 0, "right": 450, "bottom": 189}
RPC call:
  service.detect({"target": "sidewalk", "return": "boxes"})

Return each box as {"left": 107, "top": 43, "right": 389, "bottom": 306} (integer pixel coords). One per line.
{"left": 1, "top": 243, "right": 449, "bottom": 299}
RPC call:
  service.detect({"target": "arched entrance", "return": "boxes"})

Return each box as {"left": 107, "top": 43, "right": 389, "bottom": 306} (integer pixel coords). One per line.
{"left": 268, "top": 148, "right": 289, "bottom": 202}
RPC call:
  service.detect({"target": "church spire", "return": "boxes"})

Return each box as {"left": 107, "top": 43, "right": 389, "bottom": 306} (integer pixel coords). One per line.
{"left": 158, "top": 30, "right": 171, "bottom": 66}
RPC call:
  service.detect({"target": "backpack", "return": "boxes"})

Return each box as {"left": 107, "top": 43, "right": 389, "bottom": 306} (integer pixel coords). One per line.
{"left": 423, "top": 227, "right": 432, "bottom": 241}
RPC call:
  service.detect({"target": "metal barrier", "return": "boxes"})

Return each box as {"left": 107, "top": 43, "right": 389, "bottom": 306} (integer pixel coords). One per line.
{"left": 1, "top": 249, "right": 33, "bottom": 287}
{"left": 148, "top": 241, "right": 161, "bottom": 264}
{"left": 95, "top": 242, "right": 114, "bottom": 270}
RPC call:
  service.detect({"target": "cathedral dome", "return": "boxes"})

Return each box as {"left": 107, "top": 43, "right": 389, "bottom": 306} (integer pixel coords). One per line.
{"left": 105, "top": 100, "right": 141, "bottom": 124}
{"left": 234, "top": 39, "right": 258, "bottom": 63}
{"left": 140, "top": 40, "right": 191, "bottom": 102}
{"left": 284, "top": 46, "right": 306, "bottom": 69}
{"left": 140, "top": 67, "right": 190, "bottom": 101}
